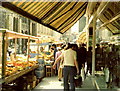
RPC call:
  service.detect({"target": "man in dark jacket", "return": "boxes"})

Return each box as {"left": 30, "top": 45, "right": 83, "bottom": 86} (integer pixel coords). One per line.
{"left": 77, "top": 43, "right": 87, "bottom": 74}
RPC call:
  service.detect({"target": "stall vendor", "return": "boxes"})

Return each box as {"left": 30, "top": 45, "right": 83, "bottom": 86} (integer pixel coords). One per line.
{"left": 10, "top": 52, "right": 16, "bottom": 62}
{"left": 40, "top": 47, "right": 45, "bottom": 54}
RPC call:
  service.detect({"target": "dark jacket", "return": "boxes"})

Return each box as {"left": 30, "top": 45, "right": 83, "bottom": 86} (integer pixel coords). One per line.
{"left": 77, "top": 47, "right": 86, "bottom": 69}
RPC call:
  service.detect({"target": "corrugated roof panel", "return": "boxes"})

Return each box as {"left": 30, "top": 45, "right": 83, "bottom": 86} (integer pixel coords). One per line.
{"left": 100, "top": 16, "right": 119, "bottom": 34}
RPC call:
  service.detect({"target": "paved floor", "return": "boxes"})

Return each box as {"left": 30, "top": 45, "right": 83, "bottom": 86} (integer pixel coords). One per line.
{"left": 95, "top": 75, "right": 120, "bottom": 91}
{"left": 33, "top": 75, "right": 97, "bottom": 91}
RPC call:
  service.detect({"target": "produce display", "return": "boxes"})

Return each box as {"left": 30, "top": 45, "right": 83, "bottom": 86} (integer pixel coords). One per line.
{"left": 5, "top": 55, "right": 38, "bottom": 76}
{"left": 29, "top": 49, "right": 54, "bottom": 66}
{"left": 41, "top": 53, "right": 50, "bottom": 60}
{"left": 0, "top": 29, "right": 54, "bottom": 86}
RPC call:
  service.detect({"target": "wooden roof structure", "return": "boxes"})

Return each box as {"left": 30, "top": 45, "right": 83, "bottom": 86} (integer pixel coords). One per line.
{"left": 86, "top": 1, "right": 120, "bottom": 35}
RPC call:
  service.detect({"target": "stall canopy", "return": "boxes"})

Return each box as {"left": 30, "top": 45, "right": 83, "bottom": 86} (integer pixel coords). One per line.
{"left": 86, "top": 2, "right": 120, "bottom": 35}
{"left": 99, "top": 2, "right": 120, "bottom": 35}
{"left": 77, "top": 31, "right": 86, "bottom": 43}
{"left": 1, "top": 1, "right": 120, "bottom": 34}
{"left": 2, "top": 1, "right": 88, "bottom": 34}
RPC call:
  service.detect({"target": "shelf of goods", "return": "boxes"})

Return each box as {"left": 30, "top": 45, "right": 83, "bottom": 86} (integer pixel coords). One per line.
{"left": 4, "top": 65, "right": 39, "bottom": 84}
{"left": 0, "top": 29, "right": 42, "bottom": 87}
{"left": 29, "top": 42, "right": 53, "bottom": 78}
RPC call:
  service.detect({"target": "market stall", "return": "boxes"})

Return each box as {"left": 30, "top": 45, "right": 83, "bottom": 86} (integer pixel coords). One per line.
{"left": 77, "top": 31, "right": 87, "bottom": 45}
{"left": 0, "top": 29, "right": 43, "bottom": 90}
{"left": 30, "top": 38, "right": 55, "bottom": 77}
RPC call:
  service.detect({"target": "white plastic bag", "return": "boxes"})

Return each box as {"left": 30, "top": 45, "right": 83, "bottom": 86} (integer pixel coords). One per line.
{"left": 81, "top": 67, "right": 85, "bottom": 81}
{"left": 104, "top": 67, "right": 109, "bottom": 82}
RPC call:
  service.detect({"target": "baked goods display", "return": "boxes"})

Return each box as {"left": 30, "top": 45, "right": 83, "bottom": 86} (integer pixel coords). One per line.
{"left": 5, "top": 55, "right": 38, "bottom": 76}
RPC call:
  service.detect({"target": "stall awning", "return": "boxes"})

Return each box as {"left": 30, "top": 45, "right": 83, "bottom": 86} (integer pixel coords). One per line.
{"left": 85, "top": 2, "right": 120, "bottom": 35}
{"left": 77, "top": 31, "right": 86, "bottom": 43}
{"left": 2, "top": 1, "right": 87, "bottom": 34}
{"left": 98, "top": 2, "right": 120, "bottom": 34}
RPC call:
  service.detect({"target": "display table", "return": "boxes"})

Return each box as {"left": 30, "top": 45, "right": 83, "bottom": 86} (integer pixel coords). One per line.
{"left": 3, "top": 65, "right": 39, "bottom": 84}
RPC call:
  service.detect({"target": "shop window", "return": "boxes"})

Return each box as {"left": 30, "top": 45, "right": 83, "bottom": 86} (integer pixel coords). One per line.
{"left": 13, "top": 17, "right": 16, "bottom": 32}
{"left": 32, "top": 23, "right": 37, "bottom": 36}
{"left": 13, "top": 17, "right": 18, "bottom": 32}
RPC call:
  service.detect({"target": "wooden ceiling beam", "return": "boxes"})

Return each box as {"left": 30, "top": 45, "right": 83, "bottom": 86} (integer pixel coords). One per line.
{"left": 84, "top": 1, "right": 110, "bottom": 31}
{"left": 98, "top": 14, "right": 120, "bottom": 29}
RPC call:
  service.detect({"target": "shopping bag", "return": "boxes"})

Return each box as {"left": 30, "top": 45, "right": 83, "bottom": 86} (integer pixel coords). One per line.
{"left": 81, "top": 67, "right": 85, "bottom": 81}
{"left": 74, "top": 75, "right": 82, "bottom": 87}
{"left": 104, "top": 67, "right": 109, "bottom": 82}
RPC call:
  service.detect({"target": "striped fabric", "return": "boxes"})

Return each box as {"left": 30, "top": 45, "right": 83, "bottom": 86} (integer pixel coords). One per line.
{"left": 2, "top": 0, "right": 87, "bottom": 34}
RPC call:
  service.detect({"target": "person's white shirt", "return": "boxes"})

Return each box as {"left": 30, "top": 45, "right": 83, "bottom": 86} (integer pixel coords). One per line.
{"left": 53, "top": 48, "right": 79, "bottom": 74}
{"left": 63, "top": 49, "right": 77, "bottom": 66}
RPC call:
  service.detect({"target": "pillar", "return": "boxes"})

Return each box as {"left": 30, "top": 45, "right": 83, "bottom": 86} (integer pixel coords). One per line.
{"left": 92, "top": 17, "right": 97, "bottom": 76}
{"left": 19, "top": 17, "right": 22, "bottom": 53}
{"left": 86, "top": 16, "right": 89, "bottom": 51}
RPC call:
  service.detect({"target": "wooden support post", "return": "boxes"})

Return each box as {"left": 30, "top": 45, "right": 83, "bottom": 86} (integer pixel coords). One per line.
{"left": 27, "top": 37, "right": 30, "bottom": 62}
{"left": 84, "top": 1, "right": 110, "bottom": 32}
{"left": 92, "top": 17, "right": 97, "bottom": 77}
{"left": 86, "top": 16, "right": 89, "bottom": 51}
{"left": 3, "top": 32, "right": 9, "bottom": 78}
{"left": 14, "top": 38, "right": 17, "bottom": 59}
{"left": 98, "top": 14, "right": 120, "bottom": 30}
{"left": 37, "top": 39, "right": 39, "bottom": 60}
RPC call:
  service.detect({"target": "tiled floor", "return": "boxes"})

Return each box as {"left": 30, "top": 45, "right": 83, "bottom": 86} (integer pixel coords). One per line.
{"left": 95, "top": 75, "right": 120, "bottom": 90}
{"left": 34, "top": 76, "right": 64, "bottom": 89}
{"left": 33, "top": 75, "right": 96, "bottom": 91}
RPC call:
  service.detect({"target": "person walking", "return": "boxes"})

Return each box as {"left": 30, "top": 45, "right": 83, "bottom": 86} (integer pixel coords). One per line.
{"left": 57, "top": 45, "right": 66, "bottom": 81}
{"left": 86, "top": 46, "right": 92, "bottom": 75}
{"left": 77, "top": 43, "right": 86, "bottom": 80}
{"left": 95, "top": 44, "right": 102, "bottom": 71}
{"left": 55, "top": 47, "right": 62, "bottom": 81}
{"left": 53, "top": 44, "right": 79, "bottom": 91}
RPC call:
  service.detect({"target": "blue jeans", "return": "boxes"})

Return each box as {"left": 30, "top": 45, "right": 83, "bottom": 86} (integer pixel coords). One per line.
{"left": 63, "top": 66, "right": 76, "bottom": 91}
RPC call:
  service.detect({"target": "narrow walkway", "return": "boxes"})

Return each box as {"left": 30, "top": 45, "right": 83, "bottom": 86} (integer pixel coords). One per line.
{"left": 33, "top": 76, "right": 63, "bottom": 90}
{"left": 33, "top": 75, "right": 97, "bottom": 91}
{"left": 81, "top": 75, "right": 96, "bottom": 89}
{"left": 95, "top": 75, "right": 107, "bottom": 89}
{"left": 95, "top": 75, "right": 120, "bottom": 91}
